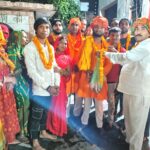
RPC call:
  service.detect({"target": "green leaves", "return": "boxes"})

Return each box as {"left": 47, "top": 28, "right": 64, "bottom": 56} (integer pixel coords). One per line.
{"left": 49, "top": 0, "right": 80, "bottom": 25}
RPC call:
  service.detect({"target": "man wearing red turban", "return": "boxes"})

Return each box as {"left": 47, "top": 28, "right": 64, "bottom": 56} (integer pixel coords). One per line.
{"left": 77, "top": 16, "right": 112, "bottom": 131}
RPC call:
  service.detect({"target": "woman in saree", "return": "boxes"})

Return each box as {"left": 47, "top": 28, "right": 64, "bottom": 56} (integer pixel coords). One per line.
{"left": 46, "top": 36, "right": 72, "bottom": 137}
{"left": 0, "top": 25, "right": 20, "bottom": 145}
{"left": 7, "top": 30, "right": 29, "bottom": 142}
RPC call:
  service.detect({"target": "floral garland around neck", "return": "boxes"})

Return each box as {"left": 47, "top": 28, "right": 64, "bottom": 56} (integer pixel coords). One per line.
{"left": 51, "top": 32, "right": 59, "bottom": 43}
{"left": 125, "top": 33, "right": 131, "bottom": 51}
{"left": 33, "top": 36, "right": 54, "bottom": 70}
{"left": 67, "top": 33, "right": 83, "bottom": 62}
{"left": 90, "top": 36, "right": 108, "bottom": 93}
{"left": 108, "top": 42, "right": 121, "bottom": 53}
{"left": 0, "top": 48, "right": 15, "bottom": 72}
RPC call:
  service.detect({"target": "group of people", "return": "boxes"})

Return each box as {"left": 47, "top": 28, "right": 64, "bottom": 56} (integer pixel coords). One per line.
{"left": 0, "top": 14, "right": 149, "bottom": 150}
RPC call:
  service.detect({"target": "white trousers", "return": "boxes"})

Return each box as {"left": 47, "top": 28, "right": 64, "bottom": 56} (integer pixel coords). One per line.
{"left": 81, "top": 98, "right": 103, "bottom": 128}
{"left": 73, "top": 95, "right": 83, "bottom": 117}
{"left": 123, "top": 94, "right": 150, "bottom": 150}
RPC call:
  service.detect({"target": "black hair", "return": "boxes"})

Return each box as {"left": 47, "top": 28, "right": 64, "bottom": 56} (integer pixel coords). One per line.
{"left": 50, "top": 18, "right": 62, "bottom": 27}
{"left": 109, "top": 27, "right": 121, "bottom": 34}
{"left": 34, "top": 17, "right": 50, "bottom": 31}
{"left": 119, "top": 18, "right": 130, "bottom": 26}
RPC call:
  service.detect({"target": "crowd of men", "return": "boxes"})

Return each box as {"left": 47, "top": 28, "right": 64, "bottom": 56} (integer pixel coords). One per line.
{"left": 0, "top": 14, "right": 150, "bottom": 150}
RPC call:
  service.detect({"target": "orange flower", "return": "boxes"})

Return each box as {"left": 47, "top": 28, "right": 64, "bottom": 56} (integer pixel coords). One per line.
{"left": 92, "top": 36, "right": 108, "bottom": 86}
{"left": 125, "top": 34, "right": 131, "bottom": 51}
{"left": 33, "top": 36, "right": 54, "bottom": 70}
{"left": 0, "top": 51, "right": 15, "bottom": 72}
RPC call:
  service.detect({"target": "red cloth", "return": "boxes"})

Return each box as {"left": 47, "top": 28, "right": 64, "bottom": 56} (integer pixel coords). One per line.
{"left": 90, "top": 16, "right": 108, "bottom": 29}
{"left": 0, "top": 59, "right": 20, "bottom": 143}
{"left": 107, "top": 47, "right": 125, "bottom": 83}
{"left": 0, "top": 24, "right": 10, "bottom": 40}
{"left": 46, "top": 53, "right": 72, "bottom": 137}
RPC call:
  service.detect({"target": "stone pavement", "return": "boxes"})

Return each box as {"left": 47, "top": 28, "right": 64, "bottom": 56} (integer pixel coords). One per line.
{"left": 9, "top": 108, "right": 150, "bottom": 150}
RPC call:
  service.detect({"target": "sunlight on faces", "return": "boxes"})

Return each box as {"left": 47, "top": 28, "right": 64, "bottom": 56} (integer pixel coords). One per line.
{"left": 119, "top": 20, "right": 130, "bottom": 34}
{"left": 93, "top": 25, "right": 105, "bottom": 37}
{"left": 36, "top": 24, "right": 50, "bottom": 39}
{"left": 134, "top": 25, "right": 150, "bottom": 42}
{"left": 53, "top": 21, "right": 63, "bottom": 34}
{"left": 69, "top": 22, "right": 80, "bottom": 35}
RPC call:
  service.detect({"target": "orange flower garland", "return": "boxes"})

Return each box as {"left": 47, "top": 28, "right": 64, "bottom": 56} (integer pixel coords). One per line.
{"left": 125, "top": 34, "right": 131, "bottom": 51}
{"left": 67, "top": 33, "right": 83, "bottom": 63}
{"left": 33, "top": 36, "right": 54, "bottom": 70}
{"left": 0, "top": 49, "right": 15, "bottom": 72}
{"left": 90, "top": 36, "right": 108, "bottom": 92}
{"left": 51, "top": 33, "right": 59, "bottom": 43}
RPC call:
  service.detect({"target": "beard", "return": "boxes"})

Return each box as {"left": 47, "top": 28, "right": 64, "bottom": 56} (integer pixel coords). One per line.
{"left": 53, "top": 30, "right": 62, "bottom": 35}
{"left": 121, "top": 28, "right": 128, "bottom": 34}
{"left": 93, "top": 32, "right": 103, "bottom": 38}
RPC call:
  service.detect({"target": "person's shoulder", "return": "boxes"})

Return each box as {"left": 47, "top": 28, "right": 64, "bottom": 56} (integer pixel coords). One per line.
{"left": 24, "top": 41, "right": 36, "bottom": 54}
{"left": 141, "top": 38, "right": 150, "bottom": 46}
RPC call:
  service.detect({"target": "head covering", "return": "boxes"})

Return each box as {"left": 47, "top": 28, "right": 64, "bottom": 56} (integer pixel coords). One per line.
{"left": 0, "top": 25, "right": 7, "bottom": 47}
{"left": 54, "top": 35, "right": 69, "bottom": 55}
{"left": 51, "top": 18, "right": 62, "bottom": 27}
{"left": 90, "top": 16, "right": 108, "bottom": 29}
{"left": 7, "top": 31, "right": 22, "bottom": 50}
{"left": 68, "top": 17, "right": 81, "bottom": 30}
{"left": 133, "top": 17, "right": 150, "bottom": 33}
{"left": 34, "top": 17, "right": 50, "bottom": 31}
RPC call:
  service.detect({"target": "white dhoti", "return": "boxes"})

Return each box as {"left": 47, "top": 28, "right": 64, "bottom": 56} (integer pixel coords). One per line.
{"left": 123, "top": 94, "right": 150, "bottom": 150}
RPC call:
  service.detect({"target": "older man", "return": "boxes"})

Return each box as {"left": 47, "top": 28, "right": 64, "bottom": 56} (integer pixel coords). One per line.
{"left": 105, "top": 17, "right": 150, "bottom": 150}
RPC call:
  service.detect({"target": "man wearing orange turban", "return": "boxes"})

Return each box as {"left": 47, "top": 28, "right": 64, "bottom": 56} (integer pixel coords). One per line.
{"left": 66, "top": 17, "right": 85, "bottom": 118}
{"left": 77, "top": 16, "right": 112, "bottom": 131}
{"left": 105, "top": 17, "right": 150, "bottom": 150}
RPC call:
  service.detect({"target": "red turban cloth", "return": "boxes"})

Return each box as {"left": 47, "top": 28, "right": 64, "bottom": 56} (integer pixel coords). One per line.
{"left": 68, "top": 17, "right": 81, "bottom": 31}
{"left": 90, "top": 16, "right": 108, "bottom": 29}
{"left": 133, "top": 17, "right": 150, "bottom": 33}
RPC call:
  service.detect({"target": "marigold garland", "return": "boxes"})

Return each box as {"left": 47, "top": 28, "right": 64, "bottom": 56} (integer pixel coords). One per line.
{"left": 0, "top": 49, "right": 15, "bottom": 72}
{"left": 51, "top": 33, "right": 59, "bottom": 43}
{"left": 67, "top": 33, "right": 83, "bottom": 63}
{"left": 33, "top": 36, "right": 54, "bottom": 69}
{"left": 90, "top": 36, "right": 108, "bottom": 93}
{"left": 125, "top": 34, "right": 131, "bottom": 51}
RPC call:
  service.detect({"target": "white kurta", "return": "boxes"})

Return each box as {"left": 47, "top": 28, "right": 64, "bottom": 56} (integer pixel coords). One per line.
{"left": 24, "top": 41, "right": 60, "bottom": 96}
{"left": 105, "top": 38, "right": 150, "bottom": 150}
{"left": 105, "top": 38, "right": 150, "bottom": 97}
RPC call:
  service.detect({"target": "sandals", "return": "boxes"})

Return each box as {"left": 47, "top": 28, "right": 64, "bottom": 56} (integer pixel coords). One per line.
{"left": 39, "top": 133, "right": 58, "bottom": 142}
{"left": 8, "top": 139, "right": 20, "bottom": 145}
{"left": 33, "top": 145, "right": 46, "bottom": 150}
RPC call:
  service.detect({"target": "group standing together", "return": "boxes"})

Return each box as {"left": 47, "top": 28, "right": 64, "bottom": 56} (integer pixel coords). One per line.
{"left": 0, "top": 14, "right": 150, "bottom": 150}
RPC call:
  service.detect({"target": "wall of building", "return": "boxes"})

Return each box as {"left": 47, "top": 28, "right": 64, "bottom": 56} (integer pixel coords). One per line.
{"left": 98, "top": 0, "right": 117, "bottom": 15}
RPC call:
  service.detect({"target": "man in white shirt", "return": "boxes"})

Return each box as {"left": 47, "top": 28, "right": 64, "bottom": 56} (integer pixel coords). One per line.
{"left": 24, "top": 17, "right": 60, "bottom": 150}
{"left": 105, "top": 17, "right": 150, "bottom": 150}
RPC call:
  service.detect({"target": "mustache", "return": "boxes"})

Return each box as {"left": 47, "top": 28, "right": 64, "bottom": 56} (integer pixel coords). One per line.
{"left": 135, "top": 34, "right": 142, "bottom": 37}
